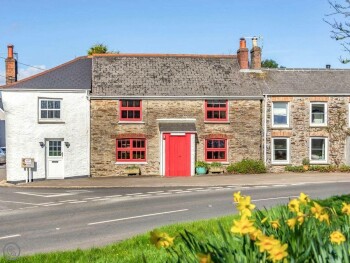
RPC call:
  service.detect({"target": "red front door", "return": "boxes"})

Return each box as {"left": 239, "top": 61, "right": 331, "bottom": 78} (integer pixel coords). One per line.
{"left": 165, "top": 133, "right": 191, "bottom": 177}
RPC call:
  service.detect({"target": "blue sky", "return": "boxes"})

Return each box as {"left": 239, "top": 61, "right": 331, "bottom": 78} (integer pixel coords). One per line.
{"left": 0, "top": 0, "right": 348, "bottom": 84}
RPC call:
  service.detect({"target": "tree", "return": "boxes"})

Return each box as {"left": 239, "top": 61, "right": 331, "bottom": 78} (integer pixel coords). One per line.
{"left": 261, "top": 59, "right": 279, "bottom": 68}
{"left": 325, "top": 0, "right": 350, "bottom": 63}
{"left": 87, "top": 44, "right": 119, "bottom": 55}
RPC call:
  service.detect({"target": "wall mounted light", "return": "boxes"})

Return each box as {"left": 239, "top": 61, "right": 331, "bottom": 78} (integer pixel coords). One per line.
{"left": 65, "top": 142, "right": 70, "bottom": 148}
{"left": 39, "top": 142, "right": 45, "bottom": 148}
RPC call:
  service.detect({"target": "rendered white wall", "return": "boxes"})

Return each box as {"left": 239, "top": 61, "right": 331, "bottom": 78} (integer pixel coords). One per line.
{"left": 2, "top": 91, "right": 90, "bottom": 182}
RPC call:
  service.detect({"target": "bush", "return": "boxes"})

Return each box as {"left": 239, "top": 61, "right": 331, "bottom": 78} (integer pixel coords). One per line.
{"left": 339, "top": 164, "right": 350, "bottom": 172}
{"left": 210, "top": 162, "right": 222, "bottom": 167}
{"left": 309, "top": 165, "right": 337, "bottom": 172}
{"left": 227, "top": 159, "right": 266, "bottom": 174}
{"left": 195, "top": 161, "right": 209, "bottom": 169}
{"left": 285, "top": 165, "right": 305, "bottom": 172}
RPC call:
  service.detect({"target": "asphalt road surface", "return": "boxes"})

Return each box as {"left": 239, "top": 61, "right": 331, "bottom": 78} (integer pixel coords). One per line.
{"left": 0, "top": 181, "right": 349, "bottom": 255}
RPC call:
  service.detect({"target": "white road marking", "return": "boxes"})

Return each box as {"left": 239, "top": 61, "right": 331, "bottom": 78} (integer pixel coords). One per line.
{"left": 252, "top": 196, "right": 298, "bottom": 202}
{"left": 68, "top": 201, "right": 88, "bottom": 204}
{"left": 88, "top": 209, "right": 189, "bottom": 226}
{"left": 187, "top": 188, "right": 204, "bottom": 190}
{"left": 43, "top": 203, "right": 63, "bottom": 207}
{"left": 84, "top": 197, "right": 103, "bottom": 200}
{"left": 155, "top": 192, "right": 172, "bottom": 195}
{"left": 131, "top": 194, "right": 151, "bottom": 197}
{"left": 209, "top": 187, "right": 224, "bottom": 189}
{"left": 272, "top": 185, "right": 287, "bottom": 187}
{"left": 226, "top": 185, "right": 240, "bottom": 188}
{"left": 168, "top": 189, "right": 184, "bottom": 192}
{"left": 194, "top": 189, "right": 211, "bottom": 192}
{"left": 174, "top": 190, "right": 192, "bottom": 193}
{"left": 15, "top": 192, "right": 78, "bottom": 198}
{"left": 66, "top": 190, "right": 91, "bottom": 193}
{"left": 19, "top": 206, "right": 38, "bottom": 210}
{"left": 59, "top": 200, "right": 78, "bottom": 203}
{"left": 126, "top": 193, "right": 143, "bottom": 196}
{"left": 0, "top": 234, "right": 21, "bottom": 240}
{"left": 147, "top": 191, "right": 164, "bottom": 194}
{"left": 0, "top": 200, "right": 37, "bottom": 205}
{"left": 92, "top": 198, "right": 110, "bottom": 202}
{"left": 104, "top": 195, "right": 122, "bottom": 198}
{"left": 255, "top": 186, "right": 269, "bottom": 188}
{"left": 0, "top": 209, "right": 13, "bottom": 212}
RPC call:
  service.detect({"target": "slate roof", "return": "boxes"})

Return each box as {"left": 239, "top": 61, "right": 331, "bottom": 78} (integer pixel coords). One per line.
{"left": 0, "top": 57, "right": 92, "bottom": 90}
{"left": 0, "top": 98, "right": 3, "bottom": 110}
{"left": 91, "top": 54, "right": 265, "bottom": 97}
{"left": 262, "top": 69, "right": 350, "bottom": 95}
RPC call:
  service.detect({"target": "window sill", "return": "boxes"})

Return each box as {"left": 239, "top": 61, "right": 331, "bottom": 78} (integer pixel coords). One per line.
{"left": 206, "top": 161, "right": 229, "bottom": 164}
{"left": 310, "top": 161, "right": 328, "bottom": 165}
{"left": 38, "top": 120, "right": 65, "bottom": 124}
{"left": 271, "top": 162, "right": 290, "bottom": 166}
{"left": 118, "top": 121, "right": 145, "bottom": 124}
{"left": 271, "top": 126, "right": 291, "bottom": 130}
{"left": 204, "top": 121, "right": 230, "bottom": 124}
{"left": 115, "top": 162, "right": 148, "bottom": 165}
{"left": 310, "top": 124, "right": 327, "bottom": 128}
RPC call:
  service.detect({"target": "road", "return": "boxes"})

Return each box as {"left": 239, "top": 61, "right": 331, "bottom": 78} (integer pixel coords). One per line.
{"left": 0, "top": 181, "right": 349, "bottom": 256}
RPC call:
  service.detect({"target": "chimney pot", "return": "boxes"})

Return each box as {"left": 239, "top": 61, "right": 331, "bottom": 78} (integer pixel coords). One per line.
{"left": 239, "top": 38, "right": 246, "bottom": 49}
{"left": 250, "top": 38, "right": 261, "bottom": 70}
{"left": 237, "top": 38, "right": 249, "bottom": 70}
{"left": 252, "top": 37, "right": 258, "bottom": 48}
{"left": 7, "top": 44, "right": 14, "bottom": 59}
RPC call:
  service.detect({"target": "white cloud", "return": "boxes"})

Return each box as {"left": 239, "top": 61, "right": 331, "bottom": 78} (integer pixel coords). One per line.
{"left": 18, "top": 65, "right": 46, "bottom": 80}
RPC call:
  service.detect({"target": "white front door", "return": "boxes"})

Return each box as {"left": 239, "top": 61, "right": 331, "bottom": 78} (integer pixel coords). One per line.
{"left": 46, "top": 140, "right": 64, "bottom": 179}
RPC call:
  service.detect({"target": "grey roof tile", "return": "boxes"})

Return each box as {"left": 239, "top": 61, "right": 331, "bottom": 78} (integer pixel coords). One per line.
{"left": 0, "top": 57, "right": 92, "bottom": 90}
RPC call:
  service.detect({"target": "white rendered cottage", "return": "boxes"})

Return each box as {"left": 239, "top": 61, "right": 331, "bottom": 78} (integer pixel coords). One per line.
{"left": 0, "top": 47, "right": 91, "bottom": 183}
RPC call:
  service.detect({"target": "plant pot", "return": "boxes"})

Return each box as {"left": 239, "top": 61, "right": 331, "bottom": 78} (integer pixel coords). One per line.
{"left": 196, "top": 167, "right": 207, "bottom": 175}
{"left": 125, "top": 168, "right": 140, "bottom": 176}
{"left": 303, "top": 165, "right": 309, "bottom": 171}
{"left": 209, "top": 167, "right": 225, "bottom": 174}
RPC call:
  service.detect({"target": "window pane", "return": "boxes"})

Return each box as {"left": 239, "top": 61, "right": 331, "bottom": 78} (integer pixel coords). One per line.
{"left": 134, "top": 100, "right": 140, "bottom": 107}
{"left": 54, "top": 101, "right": 60, "bottom": 109}
{"left": 219, "top": 111, "right": 226, "bottom": 119}
{"left": 134, "top": 111, "right": 140, "bottom": 118}
{"left": 121, "top": 111, "right": 127, "bottom": 118}
{"left": 54, "top": 110, "right": 60, "bottom": 118}
{"left": 121, "top": 100, "right": 127, "bottom": 107}
{"left": 207, "top": 111, "right": 213, "bottom": 119}
{"left": 273, "top": 103, "right": 288, "bottom": 125}
{"left": 41, "top": 110, "right": 47, "bottom": 118}
{"left": 311, "top": 139, "right": 325, "bottom": 160}
{"left": 41, "top": 101, "right": 47, "bottom": 109}
{"left": 48, "top": 101, "right": 54, "bottom": 109}
{"left": 48, "top": 111, "right": 54, "bottom": 118}
{"left": 127, "top": 111, "right": 134, "bottom": 118}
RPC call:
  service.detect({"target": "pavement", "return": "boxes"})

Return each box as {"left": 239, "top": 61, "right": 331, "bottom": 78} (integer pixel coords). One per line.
{"left": 3, "top": 172, "right": 350, "bottom": 188}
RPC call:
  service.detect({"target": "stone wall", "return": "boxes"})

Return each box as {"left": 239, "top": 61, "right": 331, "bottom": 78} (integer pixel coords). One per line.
{"left": 90, "top": 99, "right": 262, "bottom": 177}
{"left": 266, "top": 96, "right": 350, "bottom": 172}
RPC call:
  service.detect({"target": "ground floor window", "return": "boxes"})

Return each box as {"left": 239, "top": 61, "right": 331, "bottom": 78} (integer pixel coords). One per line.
{"left": 310, "top": 137, "right": 328, "bottom": 163}
{"left": 272, "top": 138, "right": 290, "bottom": 164}
{"left": 205, "top": 139, "right": 227, "bottom": 161}
{"left": 116, "top": 138, "right": 146, "bottom": 162}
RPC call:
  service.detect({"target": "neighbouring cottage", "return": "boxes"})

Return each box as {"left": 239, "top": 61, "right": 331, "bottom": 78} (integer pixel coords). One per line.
{"left": 2, "top": 38, "right": 350, "bottom": 182}
{"left": 0, "top": 45, "right": 91, "bottom": 183}
{"left": 0, "top": 98, "right": 5, "bottom": 148}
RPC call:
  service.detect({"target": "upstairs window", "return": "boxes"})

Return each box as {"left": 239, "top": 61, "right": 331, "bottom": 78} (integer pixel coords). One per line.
{"left": 272, "top": 138, "right": 290, "bottom": 164}
{"left": 120, "top": 100, "right": 142, "bottom": 121}
{"left": 272, "top": 102, "right": 289, "bottom": 127}
{"left": 205, "top": 100, "right": 228, "bottom": 122}
{"left": 39, "top": 99, "right": 61, "bottom": 120}
{"left": 205, "top": 139, "right": 227, "bottom": 161}
{"left": 310, "top": 102, "right": 327, "bottom": 126}
{"left": 116, "top": 138, "right": 146, "bottom": 162}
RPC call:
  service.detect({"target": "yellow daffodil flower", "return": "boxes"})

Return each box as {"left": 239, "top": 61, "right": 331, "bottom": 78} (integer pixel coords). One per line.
{"left": 268, "top": 243, "right": 288, "bottom": 262}
{"left": 299, "top": 192, "right": 310, "bottom": 204}
{"left": 255, "top": 235, "right": 280, "bottom": 253}
{"left": 197, "top": 253, "right": 212, "bottom": 263}
{"left": 270, "top": 220, "right": 280, "bottom": 230}
{"left": 233, "top": 191, "right": 242, "bottom": 203}
{"left": 236, "top": 196, "right": 256, "bottom": 217}
{"left": 288, "top": 199, "right": 300, "bottom": 213}
{"left": 341, "top": 202, "right": 350, "bottom": 215}
{"left": 330, "top": 231, "right": 346, "bottom": 245}
{"left": 287, "top": 218, "right": 297, "bottom": 230}
{"left": 231, "top": 216, "right": 256, "bottom": 235}
{"left": 249, "top": 228, "right": 263, "bottom": 241}
{"left": 150, "top": 230, "right": 175, "bottom": 249}
{"left": 318, "top": 212, "right": 330, "bottom": 225}
{"left": 311, "top": 202, "right": 324, "bottom": 219}
{"left": 296, "top": 212, "right": 305, "bottom": 225}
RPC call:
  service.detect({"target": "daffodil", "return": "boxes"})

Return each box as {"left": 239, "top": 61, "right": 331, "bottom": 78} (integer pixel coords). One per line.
{"left": 231, "top": 216, "right": 256, "bottom": 235}
{"left": 268, "top": 243, "right": 288, "bottom": 262}
{"left": 299, "top": 192, "right": 310, "bottom": 204}
{"left": 270, "top": 220, "right": 280, "bottom": 230}
{"left": 287, "top": 217, "right": 297, "bottom": 230}
{"left": 296, "top": 212, "right": 305, "bottom": 225}
{"left": 255, "top": 235, "right": 280, "bottom": 253}
{"left": 319, "top": 212, "right": 330, "bottom": 225}
{"left": 249, "top": 228, "right": 263, "bottom": 241}
{"left": 330, "top": 231, "right": 346, "bottom": 245}
{"left": 150, "top": 230, "right": 175, "bottom": 249}
{"left": 288, "top": 199, "right": 300, "bottom": 213}
{"left": 341, "top": 202, "right": 350, "bottom": 215}
{"left": 236, "top": 196, "right": 256, "bottom": 217}
{"left": 233, "top": 191, "right": 242, "bottom": 203}
{"left": 197, "top": 253, "right": 212, "bottom": 263}
{"left": 311, "top": 202, "right": 324, "bottom": 219}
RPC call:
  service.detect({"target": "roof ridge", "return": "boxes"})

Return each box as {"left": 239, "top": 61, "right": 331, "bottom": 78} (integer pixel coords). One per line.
{"left": 0, "top": 56, "right": 90, "bottom": 89}
{"left": 92, "top": 53, "right": 236, "bottom": 59}
{"left": 262, "top": 68, "right": 350, "bottom": 72}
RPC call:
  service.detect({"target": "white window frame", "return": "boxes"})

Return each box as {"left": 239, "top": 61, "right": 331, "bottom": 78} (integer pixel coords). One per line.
{"left": 310, "top": 102, "right": 327, "bottom": 127}
{"left": 348, "top": 103, "right": 350, "bottom": 128}
{"left": 271, "top": 137, "right": 290, "bottom": 164}
{"left": 38, "top": 98, "right": 62, "bottom": 122}
{"left": 309, "top": 137, "right": 328, "bottom": 164}
{"left": 272, "top": 102, "right": 290, "bottom": 128}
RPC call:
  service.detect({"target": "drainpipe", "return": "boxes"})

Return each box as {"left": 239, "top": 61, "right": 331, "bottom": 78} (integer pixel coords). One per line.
{"left": 263, "top": 94, "right": 268, "bottom": 165}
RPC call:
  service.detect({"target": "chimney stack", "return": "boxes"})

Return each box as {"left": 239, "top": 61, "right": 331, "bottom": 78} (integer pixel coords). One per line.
{"left": 250, "top": 37, "right": 261, "bottom": 69}
{"left": 5, "top": 44, "right": 17, "bottom": 85}
{"left": 237, "top": 38, "right": 249, "bottom": 70}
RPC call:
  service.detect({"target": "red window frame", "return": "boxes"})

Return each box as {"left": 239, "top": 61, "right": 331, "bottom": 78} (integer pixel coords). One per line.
{"left": 119, "top": 100, "right": 142, "bottom": 121}
{"left": 205, "top": 100, "right": 228, "bottom": 121}
{"left": 116, "top": 138, "right": 146, "bottom": 162}
{"left": 205, "top": 139, "right": 227, "bottom": 161}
